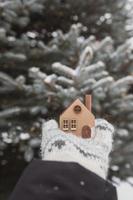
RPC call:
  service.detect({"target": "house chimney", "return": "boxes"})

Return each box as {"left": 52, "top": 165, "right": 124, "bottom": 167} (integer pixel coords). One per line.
{"left": 85, "top": 95, "right": 92, "bottom": 111}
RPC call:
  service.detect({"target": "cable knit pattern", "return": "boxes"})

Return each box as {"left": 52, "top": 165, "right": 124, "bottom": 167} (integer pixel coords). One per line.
{"left": 41, "top": 119, "right": 114, "bottom": 179}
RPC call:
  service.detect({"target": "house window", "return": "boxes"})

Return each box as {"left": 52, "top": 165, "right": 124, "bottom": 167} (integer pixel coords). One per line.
{"left": 71, "top": 119, "right": 77, "bottom": 130}
{"left": 62, "top": 120, "right": 69, "bottom": 130}
{"left": 74, "top": 105, "right": 81, "bottom": 113}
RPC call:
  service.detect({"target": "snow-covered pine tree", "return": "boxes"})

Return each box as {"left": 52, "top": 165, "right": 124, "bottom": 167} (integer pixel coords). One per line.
{"left": 0, "top": 0, "right": 132, "bottom": 81}
{"left": 1, "top": 1, "right": 133, "bottom": 199}
{"left": 0, "top": 23, "right": 133, "bottom": 181}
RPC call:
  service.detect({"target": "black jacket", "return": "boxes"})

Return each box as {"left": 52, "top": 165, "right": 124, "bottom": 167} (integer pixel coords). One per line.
{"left": 9, "top": 159, "right": 118, "bottom": 200}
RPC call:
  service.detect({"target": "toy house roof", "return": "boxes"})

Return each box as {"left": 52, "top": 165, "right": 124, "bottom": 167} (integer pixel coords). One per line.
{"left": 60, "top": 98, "right": 94, "bottom": 118}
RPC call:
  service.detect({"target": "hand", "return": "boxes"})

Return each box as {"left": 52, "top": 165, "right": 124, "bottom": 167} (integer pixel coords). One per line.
{"left": 41, "top": 119, "right": 114, "bottom": 179}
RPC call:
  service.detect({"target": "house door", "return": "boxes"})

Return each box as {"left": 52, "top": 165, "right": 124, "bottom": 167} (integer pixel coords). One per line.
{"left": 81, "top": 125, "right": 91, "bottom": 138}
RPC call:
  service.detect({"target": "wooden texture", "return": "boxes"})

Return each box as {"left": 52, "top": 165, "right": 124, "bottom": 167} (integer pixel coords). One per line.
{"left": 59, "top": 95, "right": 95, "bottom": 137}
{"left": 85, "top": 95, "right": 91, "bottom": 111}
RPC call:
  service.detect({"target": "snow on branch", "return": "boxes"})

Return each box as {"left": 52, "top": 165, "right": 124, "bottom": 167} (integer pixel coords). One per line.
{"left": 78, "top": 46, "right": 93, "bottom": 67}
{"left": 92, "top": 76, "right": 114, "bottom": 90}
{"left": 52, "top": 62, "right": 76, "bottom": 79}
{"left": 109, "top": 76, "right": 133, "bottom": 97}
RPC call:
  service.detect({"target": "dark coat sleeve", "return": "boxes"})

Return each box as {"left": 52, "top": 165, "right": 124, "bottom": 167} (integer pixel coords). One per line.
{"left": 9, "top": 159, "right": 118, "bottom": 200}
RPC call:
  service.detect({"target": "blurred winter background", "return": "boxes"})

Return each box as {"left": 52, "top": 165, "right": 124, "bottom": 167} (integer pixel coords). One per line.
{"left": 0, "top": 0, "right": 133, "bottom": 199}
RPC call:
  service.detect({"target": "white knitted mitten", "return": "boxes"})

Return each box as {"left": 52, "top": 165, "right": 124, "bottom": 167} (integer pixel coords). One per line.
{"left": 41, "top": 119, "right": 114, "bottom": 179}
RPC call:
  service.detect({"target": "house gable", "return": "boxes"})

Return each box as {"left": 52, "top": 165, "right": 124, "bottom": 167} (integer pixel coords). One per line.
{"left": 60, "top": 99, "right": 95, "bottom": 123}
{"left": 60, "top": 99, "right": 95, "bottom": 120}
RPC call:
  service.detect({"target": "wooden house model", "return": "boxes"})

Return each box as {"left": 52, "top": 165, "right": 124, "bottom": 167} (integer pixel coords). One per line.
{"left": 59, "top": 95, "right": 95, "bottom": 138}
